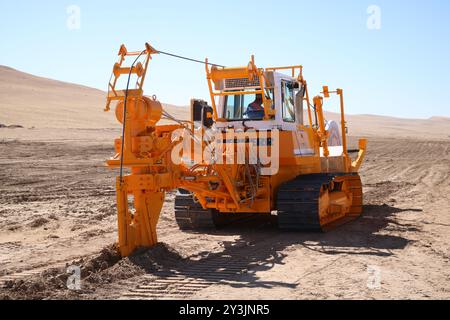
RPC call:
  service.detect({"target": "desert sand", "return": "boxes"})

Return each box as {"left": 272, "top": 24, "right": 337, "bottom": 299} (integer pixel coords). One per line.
{"left": 0, "top": 66, "right": 449, "bottom": 299}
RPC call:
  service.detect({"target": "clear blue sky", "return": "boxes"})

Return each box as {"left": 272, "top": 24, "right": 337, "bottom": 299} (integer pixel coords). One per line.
{"left": 1, "top": 0, "right": 449, "bottom": 118}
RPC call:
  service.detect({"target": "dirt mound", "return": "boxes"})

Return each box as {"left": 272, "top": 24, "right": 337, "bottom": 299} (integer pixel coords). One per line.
{"left": 85, "top": 243, "right": 184, "bottom": 285}
{"left": 28, "top": 217, "right": 50, "bottom": 228}
{"left": 0, "top": 245, "right": 120, "bottom": 300}
{"left": 0, "top": 243, "right": 184, "bottom": 300}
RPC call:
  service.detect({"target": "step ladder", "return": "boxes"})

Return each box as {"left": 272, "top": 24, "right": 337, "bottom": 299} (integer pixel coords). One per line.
{"left": 105, "top": 43, "right": 158, "bottom": 112}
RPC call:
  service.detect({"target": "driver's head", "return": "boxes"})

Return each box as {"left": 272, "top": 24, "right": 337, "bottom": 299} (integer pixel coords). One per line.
{"left": 255, "top": 94, "right": 263, "bottom": 102}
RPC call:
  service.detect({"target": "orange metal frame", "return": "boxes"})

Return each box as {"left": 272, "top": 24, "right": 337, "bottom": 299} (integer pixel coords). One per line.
{"left": 103, "top": 43, "right": 367, "bottom": 257}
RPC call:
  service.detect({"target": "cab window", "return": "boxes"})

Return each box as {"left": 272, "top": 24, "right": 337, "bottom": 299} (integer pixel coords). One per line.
{"left": 281, "top": 80, "right": 295, "bottom": 122}
{"left": 223, "top": 92, "right": 256, "bottom": 120}
{"left": 223, "top": 90, "right": 274, "bottom": 121}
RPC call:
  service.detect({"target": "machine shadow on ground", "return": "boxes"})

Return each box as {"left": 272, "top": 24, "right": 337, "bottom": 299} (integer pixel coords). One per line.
{"left": 129, "top": 204, "right": 422, "bottom": 291}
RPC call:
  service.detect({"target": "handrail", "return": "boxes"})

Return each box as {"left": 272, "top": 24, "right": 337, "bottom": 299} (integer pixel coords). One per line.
{"left": 266, "top": 65, "right": 303, "bottom": 79}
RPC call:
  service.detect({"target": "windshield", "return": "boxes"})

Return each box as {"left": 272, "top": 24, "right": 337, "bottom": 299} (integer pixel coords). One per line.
{"left": 223, "top": 91, "right": 273, "bottom": 121}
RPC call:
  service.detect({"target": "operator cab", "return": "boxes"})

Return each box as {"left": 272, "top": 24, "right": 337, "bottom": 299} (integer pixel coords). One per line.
{"left": 215, "top": 71, "right": 305, "bottom": 131}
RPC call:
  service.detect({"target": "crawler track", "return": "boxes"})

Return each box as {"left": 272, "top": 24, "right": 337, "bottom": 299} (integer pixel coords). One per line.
{"left": 277, "top": 173, "right": 362, "bottom": 231}
{"left": 174, "top": 189, "right": 263, "bottom": 230}
{"left": 174, "top": 189, "right": 219, "bottom": 230}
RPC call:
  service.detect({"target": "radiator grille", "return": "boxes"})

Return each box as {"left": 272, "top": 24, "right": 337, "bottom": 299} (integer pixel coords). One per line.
{"left": 224, "top": 77, "right": 260, "bottom": 89}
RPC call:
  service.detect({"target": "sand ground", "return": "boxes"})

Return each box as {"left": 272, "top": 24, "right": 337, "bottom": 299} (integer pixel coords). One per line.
{"left": 0, "top": 128, "right": 448, "bottom": 300}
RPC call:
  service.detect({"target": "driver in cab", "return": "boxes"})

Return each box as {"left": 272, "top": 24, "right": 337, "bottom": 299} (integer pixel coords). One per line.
{"left": 245, "top": 94, "right": 265, "bottom": 120}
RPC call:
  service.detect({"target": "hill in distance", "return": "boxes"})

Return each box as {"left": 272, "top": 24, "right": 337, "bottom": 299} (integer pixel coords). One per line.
{"left": 1, "top": 65, "right": 449, "bottom": 140}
